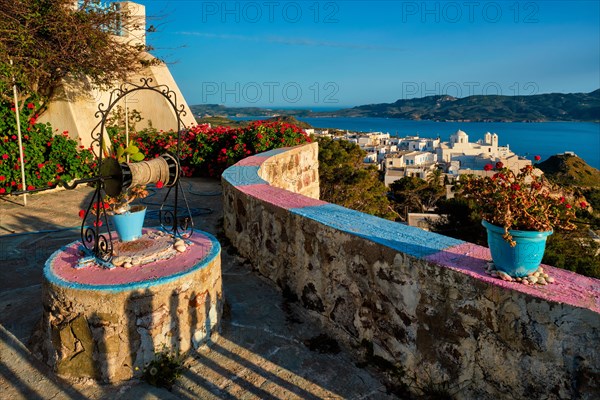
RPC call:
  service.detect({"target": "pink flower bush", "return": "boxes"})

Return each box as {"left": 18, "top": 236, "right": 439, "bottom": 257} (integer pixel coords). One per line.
{"left": 108, "top": 119, "right": 311, "bottom": 178}
{"left": 0, "top": 99, "right": 95, "bottom": 194}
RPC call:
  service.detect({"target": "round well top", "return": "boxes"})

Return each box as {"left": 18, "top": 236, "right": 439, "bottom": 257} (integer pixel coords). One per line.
{"left": 44, "top": 229, "right": 220, "bottom": 292}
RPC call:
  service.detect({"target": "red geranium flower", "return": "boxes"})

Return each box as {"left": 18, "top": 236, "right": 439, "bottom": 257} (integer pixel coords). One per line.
{"left": 27, "top": 103, "right": 35, "bottom": 109}
{"left": 495, "top": 162, "right": 504, "bottom": 169}
{"left": 27, "top": 185, "right": 34, "bottom": 191}
{"left": 566, "top": 204, "right": 572, "bottom": 209}
{"left": 534, "top": 155, "right": 541, "bottom": 161}
{"left": 156, "top": 180, "right": 164, "bottom": 189}
{"left": 79, "top": 209, "right": 86, "bottom": 219}
{"left": 580, "top": 201, "right": 587, "bottom": 208}
{"left": 484, "top": 164, "right": 493, "bottom": 171}
{"left": 0, "top": 188, "right": 5, "bottom": 194}
{"left": 0, "top": 176, "right": 5, "bottom": 181}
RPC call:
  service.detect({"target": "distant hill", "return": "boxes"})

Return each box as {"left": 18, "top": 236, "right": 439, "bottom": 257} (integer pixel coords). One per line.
{"left": 537, "top": 154, "right": 600, "bottom": 188}
{"left": 190, "top": 104, "right": 313, "bottom": 118}
{"left": 313, "top": 90, "right": 600, "bottom": 122}
{"left": 191, "top": 90, "right": 600, "bottom": 122}
{"left": 263, "top": 115, "right": 313, "bottom": 129}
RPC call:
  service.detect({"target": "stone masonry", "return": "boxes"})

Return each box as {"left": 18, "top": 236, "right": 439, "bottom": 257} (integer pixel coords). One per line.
{"left": 36, "top": 232, "right": 222, "bottom": 383}
{"left": 222, "top": 143, "right": 600, "bottom": 399}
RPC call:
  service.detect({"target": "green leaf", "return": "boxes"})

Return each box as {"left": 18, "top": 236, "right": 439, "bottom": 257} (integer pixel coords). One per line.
{"left": 116, "top": 146, "right": 125, "bottom": 160}
{"left": 130, "top": 152, "right": 144, "bottom": 162}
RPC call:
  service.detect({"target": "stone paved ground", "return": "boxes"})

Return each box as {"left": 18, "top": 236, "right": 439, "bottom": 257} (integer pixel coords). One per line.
{"left": 0, "top": 178, "right": 396, "bottom": 399}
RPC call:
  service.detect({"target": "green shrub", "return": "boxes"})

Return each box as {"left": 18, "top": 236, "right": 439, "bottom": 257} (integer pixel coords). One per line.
{"left": 139, "top": 348, "right": 184, "bottom": 390}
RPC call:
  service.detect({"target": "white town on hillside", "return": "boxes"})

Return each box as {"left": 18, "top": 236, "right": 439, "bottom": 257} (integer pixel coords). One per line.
{"left": 305, "top": 128, "right": 533, "bottom": 187}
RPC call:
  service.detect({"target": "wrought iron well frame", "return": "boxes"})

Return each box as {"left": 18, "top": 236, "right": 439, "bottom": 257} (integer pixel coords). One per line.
{"left": 65, "top": 77, "right": 194, "bottom": 262}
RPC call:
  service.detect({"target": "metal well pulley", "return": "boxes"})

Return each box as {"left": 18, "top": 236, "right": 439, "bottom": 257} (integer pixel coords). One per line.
{"left": 101, "top": 153, "right": 179, "bottom": 197}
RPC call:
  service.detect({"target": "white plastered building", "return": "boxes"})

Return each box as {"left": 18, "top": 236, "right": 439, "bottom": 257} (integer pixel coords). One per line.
{"left": 38, "top": 2, "right": 196, "bottom": 148}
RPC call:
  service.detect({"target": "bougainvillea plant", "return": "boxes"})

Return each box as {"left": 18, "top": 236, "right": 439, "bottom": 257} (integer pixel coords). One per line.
{"left": 456, "top": 161, "right": 581, "bottom": 246}
{"left": 0, "top": 98, "right": 95, "bottom": 194}
{"left": 3, "top": 111, "right": 311, "bottom": 197}
{"left": 108, "top": 119, "right": 312, "bottom": 178}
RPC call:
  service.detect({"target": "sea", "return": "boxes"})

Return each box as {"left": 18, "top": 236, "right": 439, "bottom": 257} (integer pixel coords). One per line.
{"left": 233, "top": 116, "right": 600, "bottom": 169}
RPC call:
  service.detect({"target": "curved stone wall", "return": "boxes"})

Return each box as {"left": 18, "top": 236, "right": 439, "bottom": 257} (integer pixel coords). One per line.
{"left": 222, "top": 143, "right": 600, "bottom": 399}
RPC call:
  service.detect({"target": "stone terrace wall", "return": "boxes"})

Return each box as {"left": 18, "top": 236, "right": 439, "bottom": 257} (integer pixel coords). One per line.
{"left": 222, "top": 143, "right": 600, "bottom": 399}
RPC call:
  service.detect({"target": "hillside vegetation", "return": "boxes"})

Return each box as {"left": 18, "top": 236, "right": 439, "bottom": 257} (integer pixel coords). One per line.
{"left": 537, "top": 154, "right": 600, "bottom": 188}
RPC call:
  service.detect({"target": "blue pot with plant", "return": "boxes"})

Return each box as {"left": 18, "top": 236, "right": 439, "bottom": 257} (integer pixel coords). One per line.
{"left": 457, "top": 160, "right": 585, "bottom": 277}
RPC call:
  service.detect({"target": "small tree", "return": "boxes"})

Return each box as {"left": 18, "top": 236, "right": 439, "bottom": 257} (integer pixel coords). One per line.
{"left": 318, "top": 137, "right": 396, "bottom": 220}
{"left": 0, "top": 0, "right": 155, "bottom": 111}
{"left": 389, "top": 176, "right": 445, "bottom": 217}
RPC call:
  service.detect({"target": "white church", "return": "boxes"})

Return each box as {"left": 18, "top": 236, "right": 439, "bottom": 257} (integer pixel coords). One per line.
{"left": 437, "top": 130, "right": 531, "bottom": 176}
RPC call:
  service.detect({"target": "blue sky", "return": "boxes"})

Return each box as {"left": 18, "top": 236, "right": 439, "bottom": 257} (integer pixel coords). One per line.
{"left": 141, "top": 1, "right": 600, "bottom": 108}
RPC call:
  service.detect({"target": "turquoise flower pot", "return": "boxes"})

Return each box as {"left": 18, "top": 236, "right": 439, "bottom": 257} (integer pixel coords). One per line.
{"left": 482, "top": 220, "right": 552, "bottom": 277}
{"left": 111, "top": 206, "right": 146, "bottom": 242}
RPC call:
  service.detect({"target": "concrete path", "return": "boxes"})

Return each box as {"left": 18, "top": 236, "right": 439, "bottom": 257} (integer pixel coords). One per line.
{"left": 0, "top": 179, "right": 395, "bottom": 399}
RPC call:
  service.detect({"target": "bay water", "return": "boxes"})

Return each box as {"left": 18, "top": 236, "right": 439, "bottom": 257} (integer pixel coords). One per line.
{"left": 234, "top": 116, "right": 600, "bottom": 169}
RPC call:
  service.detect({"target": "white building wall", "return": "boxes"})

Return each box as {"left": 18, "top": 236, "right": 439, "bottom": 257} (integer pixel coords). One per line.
{"left": 37, "top": 2, "right": 196, "bottom": 148}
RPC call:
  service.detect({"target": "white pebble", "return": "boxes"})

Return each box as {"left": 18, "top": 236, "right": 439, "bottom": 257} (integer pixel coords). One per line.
{"left": 533, "top": 272, "right": 540, "bottom": 277}
{"left": 528, "top": 276, "right": 538, "bottom": 284}
{"left": 543, "top": 273, "right": 549, "bottom": 279}
{"left": 123, "top": 262, "right": 132, "bottom": 269}
{"left": 175, "top": 244, "right": 186, "bottom": 253}
{"left": 497, "top": 271, "right": 512, "bottom": 281}
{"left": 538, "top": 278, "right": 547, "bottom": 285}
{"left": 522, "top": 280, "right": 530, "bottom": 285}
{"left": 547, "top": 277, "right": 555, "bottom": 284}
{"left": 538, "top": 267, "right": 544, "bottom": 273}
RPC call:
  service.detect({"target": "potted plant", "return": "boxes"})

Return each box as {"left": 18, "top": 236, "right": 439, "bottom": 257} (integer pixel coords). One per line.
{"left": 456, "top": 160, "right": 582, "bottom": 277}
{"left": 104, "top": 185, "right": 149, "bottom": 242}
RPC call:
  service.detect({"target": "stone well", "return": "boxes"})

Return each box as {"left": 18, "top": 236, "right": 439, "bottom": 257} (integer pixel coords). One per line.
{"left": 37, "top": 228, "right": 222, "bottom": 382}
